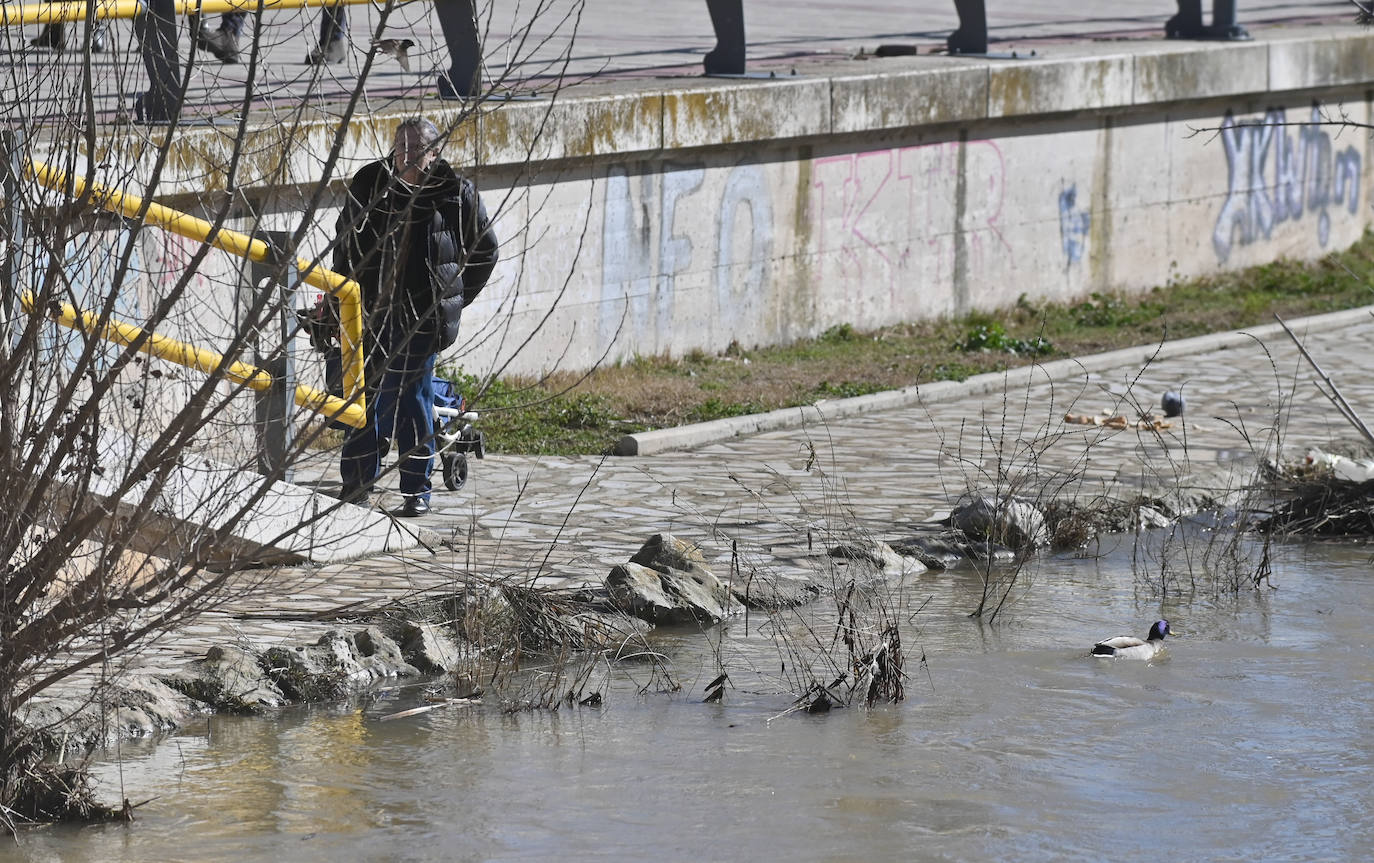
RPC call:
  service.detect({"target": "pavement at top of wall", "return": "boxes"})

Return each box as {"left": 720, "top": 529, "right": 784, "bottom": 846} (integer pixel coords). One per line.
{"left": 42, "top": 5, "right": 1365, "bottom": 196}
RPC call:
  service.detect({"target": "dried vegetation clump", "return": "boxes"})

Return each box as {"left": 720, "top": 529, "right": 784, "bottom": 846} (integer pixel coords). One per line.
{"left": 1257, "top": 449, "right": 1374, "bottom": 537}
{"left": 0, "top": 736, "right": 126, "bottom": 832}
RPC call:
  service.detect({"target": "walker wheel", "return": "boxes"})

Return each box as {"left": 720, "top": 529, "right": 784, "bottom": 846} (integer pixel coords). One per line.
{"left": 442, "top": 450, "right": 468, "bottom": 491}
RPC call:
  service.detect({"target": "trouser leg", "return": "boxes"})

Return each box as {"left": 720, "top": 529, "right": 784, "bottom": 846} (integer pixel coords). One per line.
{"left": 31, "top": 21, "right": 65, "bottom": 49}
{"left": 391, "top": 346, "right": 437, "bottom": 501}
{"left": 338, "top": 338, "right": 386, "bottom": 497}
{"left": 319, "top": 6, "right": 347, "bottom": 44}
{"left": 340, "top": 407, "right": 380, "bottom": 497}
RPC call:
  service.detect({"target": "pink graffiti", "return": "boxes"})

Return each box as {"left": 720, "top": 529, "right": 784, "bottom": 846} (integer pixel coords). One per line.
{"left": 144, "top": 228, "right": 202, "bottom": 293}
{"left": 811, "top": 140, "right": 1010, "bottom": 316}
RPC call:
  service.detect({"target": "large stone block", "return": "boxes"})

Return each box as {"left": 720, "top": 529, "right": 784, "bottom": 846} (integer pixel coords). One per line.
{"left": 988, "top": 54, "right": 1133, "bottom": 118}
{"left": 461, "top": 91, "right": 665, "bottom": 165}
{"left": 662, "top": 78, "right": 831, "bottom": 149}
{"left": 1133, "top": 42, "right": 1269, "bottom": 104}
{"left": 831, "top": 64, "right": 988, "bottom": 132}
{"left": 68, "top": 427, "right": 439, "bottom": 566}
{"left": 1268, "top": 33, "right": 1374, "bottom": 92}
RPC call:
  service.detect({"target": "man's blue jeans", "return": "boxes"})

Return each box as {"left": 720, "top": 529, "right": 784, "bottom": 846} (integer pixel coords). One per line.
{"left": 341, "top": 327, "right": 437, "bottom": 502}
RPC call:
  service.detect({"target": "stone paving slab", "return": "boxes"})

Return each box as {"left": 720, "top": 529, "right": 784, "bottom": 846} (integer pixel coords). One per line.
{"left": 99, "top": 306, "right": 1374, "bottom": 681}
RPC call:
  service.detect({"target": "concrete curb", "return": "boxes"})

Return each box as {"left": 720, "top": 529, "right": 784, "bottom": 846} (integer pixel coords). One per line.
{"left": 614, "top": 305, "right": 1374, "bottom": 456}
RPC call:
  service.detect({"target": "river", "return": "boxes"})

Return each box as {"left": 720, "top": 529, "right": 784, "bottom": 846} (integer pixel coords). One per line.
{"left": 8, "top": 530, "right": 1373, "bottom": 862}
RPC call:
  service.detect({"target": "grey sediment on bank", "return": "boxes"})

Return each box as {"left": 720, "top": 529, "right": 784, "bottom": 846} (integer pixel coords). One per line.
{"left": 19, "top": 620, "right": 473, "bottom": 754}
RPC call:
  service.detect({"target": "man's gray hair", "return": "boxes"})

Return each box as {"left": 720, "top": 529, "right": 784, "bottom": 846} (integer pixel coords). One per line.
{"left": 396, "top": 117, "right": 442, "bottom": 150}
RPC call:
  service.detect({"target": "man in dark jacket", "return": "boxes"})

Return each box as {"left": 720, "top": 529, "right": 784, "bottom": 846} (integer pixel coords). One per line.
{"left": 334, "top": 117, "right": 497, "bottom": 516}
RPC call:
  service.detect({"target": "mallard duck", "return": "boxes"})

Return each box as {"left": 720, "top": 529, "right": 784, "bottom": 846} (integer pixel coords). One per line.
{"left": 1091, "top": 619, "right": 1171, "bottom": 660}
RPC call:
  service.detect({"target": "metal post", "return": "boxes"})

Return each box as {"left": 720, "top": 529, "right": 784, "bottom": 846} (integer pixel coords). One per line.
{"left": 704, "top": 0, "right": 745, "bottom": 75}
{"left": 947, "top": 0, "right": 988, "bottom": 55}
{"left": 250, "top": 230, "right": 296, "bottom": 481}
{"left": 1210, "top": 0, "right": 1247, "bottom": 40}
{"left": 434, "top": 0, "right": 480, "bottom": 99}
{"left": 0, "top": 129, "right": 24, "bottom": 358}
{"left": 133, "top": 0, "right": 182, "bottom": 122}
{"left": 1167, "top": 0, "right": 1248, "bottom": 40}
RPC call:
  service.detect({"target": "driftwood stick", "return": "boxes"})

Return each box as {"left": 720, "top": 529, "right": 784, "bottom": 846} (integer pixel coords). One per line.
{"left": 1313, "top": 381, "right": 1365, "bottom": 430}
{"left": 378, "top": 697, "right": 480, "bottom": 722}
{"left": 1275, "top": 314, "right": 1374, "bottom": 447}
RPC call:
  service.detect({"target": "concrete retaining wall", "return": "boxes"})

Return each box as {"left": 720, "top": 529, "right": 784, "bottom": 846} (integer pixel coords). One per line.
{"left": 456, "top": 91, "right": 1373, "bottom": 376}
{"left": 441, "top": 30, "right": 1374, "bottom": 376}
{"left": 44, "top": 26, "right": 1374, "bottom": 387}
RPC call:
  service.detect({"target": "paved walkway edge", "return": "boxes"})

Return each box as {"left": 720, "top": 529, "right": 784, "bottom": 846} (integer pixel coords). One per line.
{"left": 615, "top": 306, "right": 1374, "bottom": 456}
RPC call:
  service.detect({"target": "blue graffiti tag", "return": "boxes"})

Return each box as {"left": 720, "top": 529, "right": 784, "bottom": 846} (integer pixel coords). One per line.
{"left": 1213, "top": 105, "right": 1361, "bottom": 262}
{"left": 1057, "top": 185, "right": 1090, "bottom": 265}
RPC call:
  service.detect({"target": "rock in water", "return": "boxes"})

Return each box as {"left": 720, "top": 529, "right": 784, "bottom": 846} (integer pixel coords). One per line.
{"left": 607, "top": 533, "right": 738, "bottom": 625}
{"left": 950, "top": 493, "right": 1049, "bottom": 550}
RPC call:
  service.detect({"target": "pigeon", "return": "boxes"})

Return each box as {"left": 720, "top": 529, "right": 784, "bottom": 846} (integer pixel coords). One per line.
{"left": 373, "top": 38, "right": 415, "bottom": 72}
{"left": 1161, "top": 390, "right": 1185, "bottom": 418}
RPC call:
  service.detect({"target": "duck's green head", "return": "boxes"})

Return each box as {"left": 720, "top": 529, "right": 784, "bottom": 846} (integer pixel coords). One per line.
{"left": 1148, "top": 619, "right": 1171, "bottom": 641}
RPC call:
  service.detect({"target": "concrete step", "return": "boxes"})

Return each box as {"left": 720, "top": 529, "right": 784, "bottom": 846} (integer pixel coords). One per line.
{"left": 68, "top": 428, "right": 439, "bottom": 566}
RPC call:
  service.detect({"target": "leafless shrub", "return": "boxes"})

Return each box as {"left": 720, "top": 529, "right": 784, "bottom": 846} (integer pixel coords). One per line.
{"left": 0, "top": 0, "right": 596, "bottom": 821}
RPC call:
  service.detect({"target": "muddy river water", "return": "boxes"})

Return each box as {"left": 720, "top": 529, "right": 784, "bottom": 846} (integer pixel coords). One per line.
{"left": 9, "top": 531, "right": 1374, "bottom": 862}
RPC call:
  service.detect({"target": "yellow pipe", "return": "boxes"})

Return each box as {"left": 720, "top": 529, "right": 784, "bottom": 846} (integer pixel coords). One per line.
{"left": 21, "top": 293, "right": 368, "bottom": 428}
{"left": 0, "top": 0, "right": 395, "bottom": 26}
{"left": 26, "top": 159, "right": 366, "bottom": 419}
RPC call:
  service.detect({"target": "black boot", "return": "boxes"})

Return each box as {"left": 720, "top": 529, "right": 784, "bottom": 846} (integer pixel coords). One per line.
{"left": 30, "top": 22, "right": 65, "bottom": 51}
{"left": 195, "top": 23, "right": 239, "bottom": 63}
{"left": 306, "top": 38, "right": 347, "bottom": 64}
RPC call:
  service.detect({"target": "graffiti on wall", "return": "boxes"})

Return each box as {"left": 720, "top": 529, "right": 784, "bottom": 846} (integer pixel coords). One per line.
{"left": 599, "top": 140, "right": 1015, "bottom": 351}
{"left": 43, "top": 226, "right": 235, "bottom": 376}
{"left": 715, "top": 163, "right": 773, "bottom": 329}
{"left": 600, "top": 161, "right": 774, "bottom": 349}
{"left": 809, "top": 140, "right": 1011, "bottom": 313}
{"left": 42, "top": 227, "right": 145, "bottom": 373}
{"left": 1213, "top": 105, "right": 1362, "bottom": 262}
{"left": 1057, "top": 185, "right": 1091, "bottom": 266}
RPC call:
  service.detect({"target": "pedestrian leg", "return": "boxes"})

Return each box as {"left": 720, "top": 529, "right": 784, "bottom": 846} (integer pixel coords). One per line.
{"left": 391, "top": 340, "right": 437, "bottom": 512}
{"left": 307, "top": 5, "right": 348, "bottom": 64}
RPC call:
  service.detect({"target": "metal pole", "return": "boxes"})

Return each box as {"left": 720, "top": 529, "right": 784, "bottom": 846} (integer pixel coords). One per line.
{"left": 0, "top": 129, "right": 24, "bottom": 359}
{"left": 434, "top": 0, "right": 479, "bottom": 99}
{"left": 1210, "top": 0, "right": 1247, "bottom": 40}
{"left": 28, "top": 158, "right": 367, "bottom": 413}
{"left": 703, "top": 0, "right": 744, "bottom": 75}
{"left": 133, "top": 0, "right": 180, "bottom": 122}
{"left": 250, "top": 229, "right": 296, "bottom": 480}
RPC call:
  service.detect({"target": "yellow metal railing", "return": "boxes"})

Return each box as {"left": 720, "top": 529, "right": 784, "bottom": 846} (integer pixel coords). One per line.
{"left": 0, "top": 0, "right": 393, "bottom": 25}
{"left": 24, "top": 159, "right": 368, "bottom": 429}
